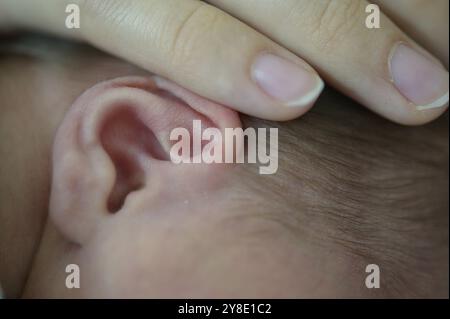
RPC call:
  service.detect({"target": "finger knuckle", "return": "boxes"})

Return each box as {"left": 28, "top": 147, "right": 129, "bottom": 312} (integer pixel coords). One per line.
{"left": 309, "top": 0, "right": 365, "bottom": 53}
{"left": 168, "top": 3, "right": 223, "bottom": 68}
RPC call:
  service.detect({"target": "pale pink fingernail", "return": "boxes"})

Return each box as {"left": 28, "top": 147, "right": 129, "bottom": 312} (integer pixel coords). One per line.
{"left": 389, "top": 43, "right": 449, "bottom": 110}
{"left": 251, "top": 53, "right": 324, "bottom": 107}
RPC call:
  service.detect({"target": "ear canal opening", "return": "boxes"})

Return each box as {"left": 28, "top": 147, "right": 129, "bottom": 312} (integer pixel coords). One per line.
{"left": 100, "top": 106, "right": 168, "bottom": 213}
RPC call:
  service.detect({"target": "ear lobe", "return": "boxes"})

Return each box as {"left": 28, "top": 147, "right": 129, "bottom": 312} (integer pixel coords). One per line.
{"left": 50, "top": 76, "right": 240, "bottom": 244}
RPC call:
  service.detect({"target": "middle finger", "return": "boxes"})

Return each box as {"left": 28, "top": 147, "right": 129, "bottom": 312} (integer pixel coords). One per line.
{"left": 206, "top": 0, "right": 449, "bottom": 125}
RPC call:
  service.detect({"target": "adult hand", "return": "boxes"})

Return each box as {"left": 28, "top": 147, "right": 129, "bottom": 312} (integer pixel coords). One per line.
{"left": 1, "top": 0, "right": 448, "bottom": 124}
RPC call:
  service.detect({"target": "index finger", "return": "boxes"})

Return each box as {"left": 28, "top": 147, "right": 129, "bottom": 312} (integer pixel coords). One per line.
{"left": 1, "top": 0, "right": 325, "bottom": 121}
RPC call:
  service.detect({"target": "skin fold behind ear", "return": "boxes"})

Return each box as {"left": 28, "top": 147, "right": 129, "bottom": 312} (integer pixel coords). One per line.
{"left": 50, "top": 76, "right": 241, "bottom": 245}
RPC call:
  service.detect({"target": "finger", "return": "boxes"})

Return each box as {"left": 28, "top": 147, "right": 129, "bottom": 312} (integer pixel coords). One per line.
{"left": 206, "top": 0, "right": 449, "bottom": 125}
{"left": 1, "top": 0, "right": 325, "bottom": 121}
{"left": 373, "top": 0, "right": 449, "bottom": 67}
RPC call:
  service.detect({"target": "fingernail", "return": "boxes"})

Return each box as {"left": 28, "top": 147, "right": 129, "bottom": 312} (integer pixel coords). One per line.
{"left": 389, "top": 43, "right": 449, "bottom": 110}
{"left": 251, "top": 53, "right": 324, "bottom": 107}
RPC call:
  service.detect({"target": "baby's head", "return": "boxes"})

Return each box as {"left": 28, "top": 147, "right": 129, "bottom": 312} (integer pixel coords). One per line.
{"left": 1, "top": 35, "right": 448, "bottom": 298}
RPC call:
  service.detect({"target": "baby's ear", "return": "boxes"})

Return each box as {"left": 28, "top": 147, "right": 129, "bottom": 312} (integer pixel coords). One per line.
{"left": 50, "top": 76, "right": 240, "bottom": 245}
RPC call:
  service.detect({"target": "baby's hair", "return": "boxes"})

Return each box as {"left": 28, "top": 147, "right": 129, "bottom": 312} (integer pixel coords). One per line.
{"left": 236, "top": 91, "right": 448, "bottom": 297}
